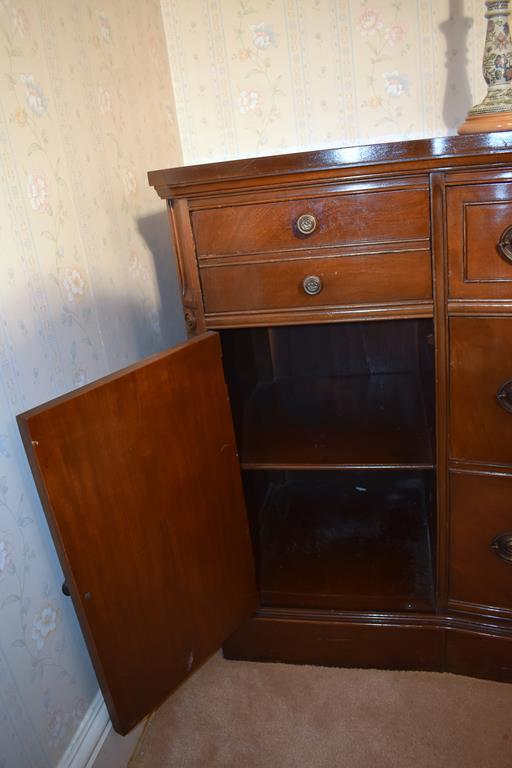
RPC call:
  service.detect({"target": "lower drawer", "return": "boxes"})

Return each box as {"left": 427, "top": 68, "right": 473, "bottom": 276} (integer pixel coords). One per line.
{"left": 449, "top": 471, "right": 512, "bottom": 615}
{"left": 200, "top": 250, "right": 432, "bottom": 315}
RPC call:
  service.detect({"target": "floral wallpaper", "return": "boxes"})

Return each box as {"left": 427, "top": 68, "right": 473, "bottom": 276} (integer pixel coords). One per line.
{"left": 0, "top": 0, "right": 495, "bottom": 766}
{"left": 0, "top": 1, "right": 183, "bottom": 766}
{"left": 161, "top": 0, "right": 488, "bottom": 163}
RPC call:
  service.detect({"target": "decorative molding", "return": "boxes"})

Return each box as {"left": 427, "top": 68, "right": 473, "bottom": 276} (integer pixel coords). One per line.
{"left": 56, "top": 690, "right": 110, "bottom": 768}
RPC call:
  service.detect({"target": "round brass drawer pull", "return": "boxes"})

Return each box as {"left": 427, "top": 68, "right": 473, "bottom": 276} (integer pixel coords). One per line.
{"left": 497, "top": 379, "right": 512, "bottom": 413}
{"left": 498, "top": 224, "right": 512, "bottom": 263}
{"left": 302, "top": 275, "right": 323, "bottom": 296}
{"left": 491, "top": 532, "right": 512, "bottom": 563}
{"left": 296, "top": 213, "right": 317, "bottom": 235}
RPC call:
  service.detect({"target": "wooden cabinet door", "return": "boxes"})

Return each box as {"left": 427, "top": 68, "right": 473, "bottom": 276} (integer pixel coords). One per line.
{"left": 17, "top": 332, "right": 258, "bottom": 735}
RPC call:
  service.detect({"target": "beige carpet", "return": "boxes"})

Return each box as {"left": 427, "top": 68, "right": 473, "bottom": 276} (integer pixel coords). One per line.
{"left": 130, "top": 654, "right": 512, "bottom": 767}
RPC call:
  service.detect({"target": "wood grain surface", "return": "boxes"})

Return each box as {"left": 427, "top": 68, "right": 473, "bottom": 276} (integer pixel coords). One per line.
{"left": 17, "top": 333, "right": 258, "bottom": 734}
{"left": 449, "top": 317, "right": 512, "bottom": 466}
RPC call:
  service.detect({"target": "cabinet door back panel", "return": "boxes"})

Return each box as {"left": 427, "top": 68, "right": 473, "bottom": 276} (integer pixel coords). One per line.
{"left": 17, "top": 333, "right": 257, "bottom": 735}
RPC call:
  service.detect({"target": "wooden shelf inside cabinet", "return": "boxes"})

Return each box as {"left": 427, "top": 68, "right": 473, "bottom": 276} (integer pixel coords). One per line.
{"left": 256, "top": 471, "right": 435, "bottom": 612}
{"left": 239, "top": 373, "right": 434, "bottom": 470}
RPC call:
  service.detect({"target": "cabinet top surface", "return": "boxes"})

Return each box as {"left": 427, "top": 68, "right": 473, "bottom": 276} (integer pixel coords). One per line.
{"left": 148, "top": 132, "right": 512, "bottom": 197}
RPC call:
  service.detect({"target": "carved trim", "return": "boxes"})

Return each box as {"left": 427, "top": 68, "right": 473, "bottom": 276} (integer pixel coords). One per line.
{"left": 171, "top": 198, "right": 206, "bottom": 333}
{"left": 431, "top": 171, "right": 450, "bottom": 612}
{"left": 198, "top": 243, "right": 431, "bottom": 268}
{"left": 448, "top": 300, "right": 512, "bottom": 315}
{"left": 168, "top": 201, "right": 187, "bottom": 298}
{"left": 447, "top": 598, "right": 512, "bottom": 623}
{"left": 203, "top": 301, "right": 434, "bottom": 329}
{"left": 147, "top": 134, "right": 512, "bottom": 199}
{"left": 254, "top": 605, "right": 512, "bottom": 633}
{"left": 449, "top": 461, "right": 512, "bottom": 476}
{"left": 186, "top": 176, "right": 431, "bottom": 210}
{"left": 183, "top": 308, "right": 197, "bottom": 333}
{"left": 445, "top": 168, "right": 512, "bottom": 185}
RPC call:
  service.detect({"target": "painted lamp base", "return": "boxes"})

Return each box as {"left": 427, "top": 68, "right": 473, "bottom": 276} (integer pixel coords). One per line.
{"left": 458, "top": 1, "right": 512, "bottom": 135}
{"left": 458, "top": 110, "right": 512, "bottom": 134}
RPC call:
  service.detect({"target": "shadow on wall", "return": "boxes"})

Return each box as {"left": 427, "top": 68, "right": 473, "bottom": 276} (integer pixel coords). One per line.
{"left": 5, "top": 264, "right": 188, "bottom": 720}
{"left": 137, "top": 209, "right": 186, "bottom": 351}
{"left": 0, "top": 277, "right": 185, "bottom": 764}
{"left": 0, "top": 207, "right": 187, "bottom": 766}
{"left": 440, "top": 0, "right": 474, "bottom": 132}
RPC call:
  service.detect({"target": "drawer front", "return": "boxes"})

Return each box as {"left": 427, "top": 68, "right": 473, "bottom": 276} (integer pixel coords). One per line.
{"left": 193, "top": 188, "right": 430, "bottom": 258}
{"left": 447, "top": 183, "right": 512, "bottom": 299}
{"left": 200, "top": 249, "right": 432, "bottom": 315}
{"left": 450, "top": 317, "right": 512, "bottom": 465}
{"left": 449, "top": 471, "right": 512, "bottom": 614}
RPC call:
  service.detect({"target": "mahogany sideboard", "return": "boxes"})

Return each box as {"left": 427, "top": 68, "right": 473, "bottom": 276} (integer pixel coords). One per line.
{"left": 17, "top": 133, "right": 512, "bottom": 735}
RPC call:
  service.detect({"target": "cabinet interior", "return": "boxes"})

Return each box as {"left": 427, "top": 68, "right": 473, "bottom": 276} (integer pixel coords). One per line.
{"left": 220, "top": 319, "right": 436, "bottom": 613}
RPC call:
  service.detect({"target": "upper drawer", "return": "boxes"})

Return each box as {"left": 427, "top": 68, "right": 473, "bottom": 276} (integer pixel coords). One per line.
{"left": 447, "top": 183, "right": 512, "bottom": 299}
{"left": 192, "top": 187, "right": 430, "bottom": 258}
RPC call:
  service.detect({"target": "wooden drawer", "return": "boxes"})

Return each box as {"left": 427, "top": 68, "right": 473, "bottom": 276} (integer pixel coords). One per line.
{"left": 450, "top": 317, "right": 512, "bottom": 465}
{"left": 449, "top": 471, "right": 512, "bottom": 615}
{"left": 192, "top": 187, "right": 430, "bottom": 258}
{"left": 447, "top": 183, "right": 512, "bottom": 299}
{"left": 200, "top": 249, "right": 433, "bottom": 315}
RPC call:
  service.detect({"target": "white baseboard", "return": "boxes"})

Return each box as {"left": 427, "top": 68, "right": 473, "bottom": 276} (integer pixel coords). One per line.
{"left": 56, "top": 689, "right": 111, "bottom": 768}
{"left": 90, "top": 719, "right": 145, "bottom": 768}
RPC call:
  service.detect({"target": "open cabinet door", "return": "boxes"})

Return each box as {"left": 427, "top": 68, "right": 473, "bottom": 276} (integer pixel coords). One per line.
{"left": 17, "top": 332, "right": 258, "bottom": 735}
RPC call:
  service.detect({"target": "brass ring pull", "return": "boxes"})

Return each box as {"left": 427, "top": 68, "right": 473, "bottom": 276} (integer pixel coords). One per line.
{"left": 296, "top": 213, "right": 317, "bottom": 236}
{"left": 491, "top": 532, "right": 512, "bottom": 563}
{"left": 498, "top": 225, "right": 512, "bottom": 263}
{"left": 302, "top": 275, "right": 323, "bottom": 296}
{"left": 497, "top": 379, "right": 512, "bottom": 413}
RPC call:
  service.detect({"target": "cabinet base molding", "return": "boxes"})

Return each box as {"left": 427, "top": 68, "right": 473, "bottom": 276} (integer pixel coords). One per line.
{"left": 446, "top": 628, "right": 512, "bottom": 682}
{"left": 223, "top": 608, "right": 444, "bottom": 671}
{"left": 224, "top": 608, "right": 512, "bottom": 682}
{"left": 204, "top": 301, "right": 434, "bottom": 329}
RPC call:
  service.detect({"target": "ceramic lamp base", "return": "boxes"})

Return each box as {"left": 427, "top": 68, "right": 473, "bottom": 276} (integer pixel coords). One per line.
{"left": 458, "top": 110, "right": 512, "bottom": 134}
